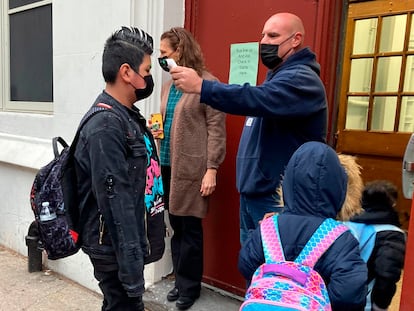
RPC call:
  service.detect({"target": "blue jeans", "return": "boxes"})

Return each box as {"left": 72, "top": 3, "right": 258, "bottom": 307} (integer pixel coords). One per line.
{"left": 239, "top": 193, "right": 283, "bottom": 245}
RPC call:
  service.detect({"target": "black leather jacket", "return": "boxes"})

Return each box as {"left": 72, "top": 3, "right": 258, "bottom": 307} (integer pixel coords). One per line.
{"left": 74, "top": 91, "right": 154, "bottom": 297}
{"left": 351, "top": 206, "right": 406, "bottom": 309}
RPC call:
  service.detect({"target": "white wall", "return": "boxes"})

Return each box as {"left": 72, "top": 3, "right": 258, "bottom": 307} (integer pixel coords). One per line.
{"left": 0, "top": 0, "right": 184, "bottom": 294}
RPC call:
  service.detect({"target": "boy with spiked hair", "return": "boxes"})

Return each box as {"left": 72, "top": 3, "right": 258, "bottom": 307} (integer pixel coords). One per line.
{"left": 74, "top": 27, "right": 161, "bottom": 311}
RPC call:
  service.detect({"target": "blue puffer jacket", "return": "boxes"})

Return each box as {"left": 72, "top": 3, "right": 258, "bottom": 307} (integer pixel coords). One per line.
{"left": 238, "top": 142, "right": 367, "bottom": 311}
{"left": 200, "top": 47, "right": 327, "bottom": 195}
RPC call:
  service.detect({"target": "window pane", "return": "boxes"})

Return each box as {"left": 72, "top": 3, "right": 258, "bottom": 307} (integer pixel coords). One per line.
{"left": 404, "top": 56, "right": 414, "bottom": 92}
{"left": 353, "top": 18, "right": 377, "bottom": 54}
{"left": 399, "top": 96, "right": 414, "bottom": 132}
{"left": 379, "top": 15, "right": 407, "bottom": 53}
{"left": 371, "top": 97, "right": 396, "bottom": 131}
{"left": 345, "top": 96, "right": 369, "bottom": 130}
{"left": 375, "top": 56, "right": 402, "bottom": 92}
{"left": 9, "top": 0, "right": 41, "bottom": 10}
{"left": 9, "top": 4, "right": 53, "bottom": 102}
{"left": 349, "top": 58, "right": 373, "bottom": 92}
{"left": 409, "top": 16, "right": 414, "bottom": 51}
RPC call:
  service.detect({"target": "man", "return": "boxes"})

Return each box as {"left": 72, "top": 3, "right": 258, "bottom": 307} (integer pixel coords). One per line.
{"left": 74, "top": 27, "right": 162, "bottom": 311}
{"left": 171, "top": 13, "right": 328, "bottom": 244}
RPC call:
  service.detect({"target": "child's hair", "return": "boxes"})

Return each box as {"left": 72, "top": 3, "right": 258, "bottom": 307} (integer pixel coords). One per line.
{"left": 362, "top": 180, "right": 398, "bottom": 211}
{"left": 361, "top": 179, "right": 401, "bottom": 228}
{"left": 337, "top": 154, "right": 364, "bottom": 221}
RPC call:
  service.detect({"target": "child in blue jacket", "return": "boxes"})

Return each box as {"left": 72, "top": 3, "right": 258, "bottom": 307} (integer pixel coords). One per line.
{"left": 238, "top": 142, "right": 367, "bottom": 311}
{"left": 347, "top": 180, "right": 406, "bottom": 311}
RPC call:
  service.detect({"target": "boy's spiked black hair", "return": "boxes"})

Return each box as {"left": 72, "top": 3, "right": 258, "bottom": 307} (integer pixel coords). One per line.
{"left": 102, "top": 27, "right": 153, "bottom": 83}
{"left": 112, "top": 26, "right": 154, "bottom": 55}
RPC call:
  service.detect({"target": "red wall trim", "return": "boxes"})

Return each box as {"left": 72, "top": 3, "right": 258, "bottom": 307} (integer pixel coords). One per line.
{"left": 314, "top": 0, "right": 344, "bottom": 145}
{"left": 185, "top": 0, "right": 197, "bottom": 34}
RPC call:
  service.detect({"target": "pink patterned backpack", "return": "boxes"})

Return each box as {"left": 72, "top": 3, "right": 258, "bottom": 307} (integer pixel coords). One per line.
{"left": 240, "top": 215, "right": 349, "bottom": 311}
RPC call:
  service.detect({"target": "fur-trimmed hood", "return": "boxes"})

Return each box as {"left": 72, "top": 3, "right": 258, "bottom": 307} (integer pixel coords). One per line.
{"left": 336, "top": 154, "right": 363, "bottom": 221}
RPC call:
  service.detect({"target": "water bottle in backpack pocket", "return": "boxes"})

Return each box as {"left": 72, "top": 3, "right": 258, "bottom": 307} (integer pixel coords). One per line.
{"left": 37, "top": 201, "right": 78, "bottom": 258}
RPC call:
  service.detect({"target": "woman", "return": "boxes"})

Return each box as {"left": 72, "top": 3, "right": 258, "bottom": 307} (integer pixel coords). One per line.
{"left": 156, "top": 27, "right": 226, "bottom": 310}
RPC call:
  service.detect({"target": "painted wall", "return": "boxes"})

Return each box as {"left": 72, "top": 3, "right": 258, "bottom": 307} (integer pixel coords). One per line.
{"left": 187, "top": 0, "right": 342, "bottom": 295}
{"left": 0, "top": 0, "right": 184, "bottom": 293}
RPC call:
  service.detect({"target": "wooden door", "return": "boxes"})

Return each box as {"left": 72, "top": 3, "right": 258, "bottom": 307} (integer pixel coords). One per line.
{"left": 184, "top": 0, "right": 344, "bottom": 296}
{"left": 336, "top": 0, "right": 414, "bottom": 229}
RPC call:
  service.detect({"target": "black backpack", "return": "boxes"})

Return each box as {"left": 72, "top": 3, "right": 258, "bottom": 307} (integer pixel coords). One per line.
{"left": 30, "top": 104, "right": 165, "bottom": 262}
{"left": 29, "top": 105, "right": 110, "bottom": 259}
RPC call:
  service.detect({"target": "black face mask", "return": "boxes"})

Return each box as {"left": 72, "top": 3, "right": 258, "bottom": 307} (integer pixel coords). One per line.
{"left": 158, "top": 56, "right": 171, "bottom": 72}
{"left": 260, "top": 34, "right": 294, "bottom": 70}
{"left": 134, "top": 75, "right": 154, "bottom": 101}
{"left": 260, "top": 44, "right": 283, "bottom": 70}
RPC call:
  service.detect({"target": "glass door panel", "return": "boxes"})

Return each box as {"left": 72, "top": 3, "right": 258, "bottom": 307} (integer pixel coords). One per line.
{"left": 375, "top": 56, "right": 402, "bottom": 92}
{"left": 379, "top": 15, "right": 407, "bottom": 53}
{"left": 343, "top": 12, "right": 414, "bottom": 134}
{"left": 349, "top": 58, "right": 373, "bottom": 92}
{"left": 345, "top": 96, "right": 369, "bottom": 130}
{"left": 371, "top": 96, "right": 397, "bottom": 131}
{"left": 353, "top": 18, "right": 377, "bottom": 54}
{"left": 399, "top": 96, "right": 414, "bottom": 133}
{"left": 404, "top": 55, "right": 414, "bottom": 92}
{"left": 409, "top": 18, "right": 414, "bottom": 51}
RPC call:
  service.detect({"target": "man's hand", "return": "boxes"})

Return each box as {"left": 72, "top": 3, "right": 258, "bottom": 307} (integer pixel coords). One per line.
{"left": 200, "top": 168, "right": 217, "bottom": 197}
{"left": 170, "top": 66, "right": 203, "bottom": 94}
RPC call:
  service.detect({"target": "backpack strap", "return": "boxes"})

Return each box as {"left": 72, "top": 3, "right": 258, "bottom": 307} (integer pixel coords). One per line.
{"left": 72, "top": 103, "right": 113, "bottom": 150}
{"left": 260, "top": 214, "right": 285, "bottom": 262}
{"left": 52, "top": 137, "right": 69, "bottom": 158}
{"left": 295, "top": 218, "right": 349, "bottom": 268}
{"left": 344, "top": 221, "right": 405, "bottom": 262}
{"left": 51, "top": 103, "right": 112, "bottom": 160}
{"left": 372, "top": 224, "right": 405, "bottom": 235}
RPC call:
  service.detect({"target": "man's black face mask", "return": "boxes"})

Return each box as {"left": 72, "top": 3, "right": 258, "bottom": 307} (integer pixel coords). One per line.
{"left": 260, "top": 34, "right": 295, "bottom": 70}
{"left": 260, "top": 44, "right": 283, "bottom": 69}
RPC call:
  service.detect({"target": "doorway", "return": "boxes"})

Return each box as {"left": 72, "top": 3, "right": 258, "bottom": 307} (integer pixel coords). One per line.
{"left": 336, "top": 0, "right": 414, "bottom": 228}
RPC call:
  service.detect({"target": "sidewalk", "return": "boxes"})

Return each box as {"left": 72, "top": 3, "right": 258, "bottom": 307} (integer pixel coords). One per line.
{"left": 0, "top": 245, "right": 242, "bottom": 311}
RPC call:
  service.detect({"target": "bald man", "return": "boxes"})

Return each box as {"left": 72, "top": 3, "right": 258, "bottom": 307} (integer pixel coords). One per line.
{"left": 171, "top": 13, "right": 328, "bottom": 245}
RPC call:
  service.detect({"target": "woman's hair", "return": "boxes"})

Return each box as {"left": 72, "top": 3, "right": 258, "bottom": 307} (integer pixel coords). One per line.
{"left": 160, "top": 27, "right": 206, "bottom": 76}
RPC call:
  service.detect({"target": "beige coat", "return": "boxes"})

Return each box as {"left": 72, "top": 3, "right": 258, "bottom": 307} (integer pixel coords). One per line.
{"left": 160, "top": 72, "right": 226, "bottom": 218}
